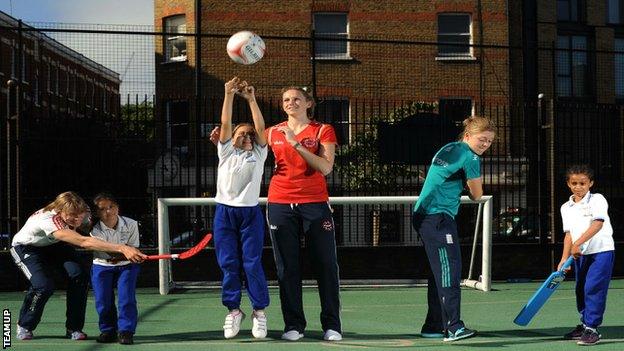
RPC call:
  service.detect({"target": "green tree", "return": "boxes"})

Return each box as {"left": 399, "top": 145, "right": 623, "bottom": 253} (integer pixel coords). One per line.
{"left": 336, "top": 101, "right": 437, "bottom": 192}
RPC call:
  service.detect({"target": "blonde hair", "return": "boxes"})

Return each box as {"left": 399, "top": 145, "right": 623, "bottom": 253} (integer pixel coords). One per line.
{"left": 461, "top": 116, "right": 496, "bottom": 137}
{"left": 43, "top": 191, "right": 90, "bottom": 214}
{"left": 280, "top": 86, "right": 315, "bottom": 118}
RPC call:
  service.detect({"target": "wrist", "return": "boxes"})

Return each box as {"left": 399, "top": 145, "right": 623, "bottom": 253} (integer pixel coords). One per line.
{"left": 291, "top": 141, "right": 302, "bottom": 150}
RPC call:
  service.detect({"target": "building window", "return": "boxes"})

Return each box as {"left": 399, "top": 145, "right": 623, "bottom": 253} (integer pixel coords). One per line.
{"left": 557, "top": 0, "right": 581, "bottom": 22}
{"left": 316, "top": 97, "right": 350, "bottom": 143}
{"left": 616, "top": 38, "right": 624, "bottom": 99}
{"left": 556, "top": 35, "right": 590, "bottom": 97}
{"left": 313, "top": 13, "right": 349, "bottom": 59}
{"left": 607, "top": 0, "right": 624, "bottom": 24}
{"left": 437, "top": 13, "right": 472, "bottom": 57}
{"left": 164, "top": 15, "right": 187, "bottom": 62}
{"left": 166, "top": 100, "right": 189, "bottom": 152}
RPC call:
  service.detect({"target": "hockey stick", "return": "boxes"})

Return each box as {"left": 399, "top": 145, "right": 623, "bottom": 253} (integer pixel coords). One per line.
{"left": 146, "top": 233, "right": 212, "bottom": 260}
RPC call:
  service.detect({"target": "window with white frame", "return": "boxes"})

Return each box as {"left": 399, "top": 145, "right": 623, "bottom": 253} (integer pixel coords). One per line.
{"left": 607, "top": 0, "right": 624, "bottom": 24}
{"left": 556, "top": 34, "right": 591, "bottom": 97}
{"left": 616, "top": 38, "right": 624, "bottom": 99}
{"left": 437, "top": 13, "right": 472, "bottom": 57}
{"left": 313, "top": 13, "right": 349, "bottom": 59}
{"left": 316, "top": 97, "right": 350, "bottom": 143}
{"left": 164, "top": 15, "right": 187, "bottom": 62}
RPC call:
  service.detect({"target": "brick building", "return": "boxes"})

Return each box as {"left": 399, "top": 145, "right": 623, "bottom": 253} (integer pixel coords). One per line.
{"left": 513, "top": 1, "right": 624, "bottom": 104}
{"left": 0, "top": 12, "right": 121, "bottom": 117}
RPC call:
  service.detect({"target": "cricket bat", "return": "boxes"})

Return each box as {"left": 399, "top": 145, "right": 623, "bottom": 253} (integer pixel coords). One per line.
{"left": 513, "top": 256, "right": 574, "bottom": 326}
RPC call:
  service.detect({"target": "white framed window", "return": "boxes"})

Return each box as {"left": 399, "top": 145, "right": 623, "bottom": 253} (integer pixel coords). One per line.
{"left": 164, "top": 15, "right": 187, "bottom": 62}
{"left": 556, "top": 35, "right": 590, "bottom": 97}
{"left": 437, "top": 13, "right": 472, "bottom": 58}
{"left": 616, "top": 38, "right": 624, "bottom": 99}
{"left": 313, "top": 13, "right": 349, "bottom": 59}
{"left": 316, "top": 97, "right": 350, "bottom": 143}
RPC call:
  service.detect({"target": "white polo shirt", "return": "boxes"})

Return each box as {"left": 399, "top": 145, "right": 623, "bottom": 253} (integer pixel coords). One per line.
{"left": 91, "top": 216, "right": 140, "bottom": 266}
{"left": 11, "top": 209, "right": 66, "bottom": 247}
{"left": 560, "top": 192, "right": 614, "bottom": 255}
{"left": 215, "top": 139, "right": 267, "bottom": 207}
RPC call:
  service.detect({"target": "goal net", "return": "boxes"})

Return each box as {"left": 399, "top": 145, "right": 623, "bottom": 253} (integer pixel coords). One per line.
{"left": 156, "top": 196, "right": 493, "bottom": 294}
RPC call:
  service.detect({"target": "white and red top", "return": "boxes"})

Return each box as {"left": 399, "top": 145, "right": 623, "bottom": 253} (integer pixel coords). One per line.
{"left": 12, "top": 209, "right": 67, "bottom": 247}
{"left": 266, "top": 121, "right": 337, "bottom": 203}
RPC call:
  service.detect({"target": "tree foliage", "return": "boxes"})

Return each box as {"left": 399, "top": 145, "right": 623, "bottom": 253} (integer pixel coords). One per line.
{"left": 336, "top": 101, "right": 437, "bottom": 192}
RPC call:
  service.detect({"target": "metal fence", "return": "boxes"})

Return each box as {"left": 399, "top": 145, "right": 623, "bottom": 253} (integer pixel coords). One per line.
{"left": 1, "top": 22, "right": 623, "bottom": 254}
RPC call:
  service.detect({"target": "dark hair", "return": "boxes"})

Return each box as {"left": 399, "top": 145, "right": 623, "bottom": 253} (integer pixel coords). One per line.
{"left": 93, "top": 192, "right": 119, "bottom": 207}
{"left": 232, "top": 123, "right": 256, "bottom": 138}
{"left": 280, "top": 86, "right": 315, "bottom": 118}
{"left": 566, "top": 164, "right": 594, "bottom": 181}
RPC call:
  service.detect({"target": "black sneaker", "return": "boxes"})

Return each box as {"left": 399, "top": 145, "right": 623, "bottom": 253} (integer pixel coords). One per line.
{"left": 564, "top": 325, "right": 585, "bottom": 340}
{"left": 577, "top": 328, "right": 600, "bottom": 346}
{"left": 443, "top": 327, "right": 476, "bottom": 342}
{"left": 96, "top": 332, "right": 117, "bottom": 343}
{"left": 118, "top": 332, "right": 134, "bottom": 345}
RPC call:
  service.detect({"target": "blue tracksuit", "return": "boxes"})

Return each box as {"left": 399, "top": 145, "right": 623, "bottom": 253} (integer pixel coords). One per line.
{"left": 214, "top": 204, "right": 269, "bottom": 311}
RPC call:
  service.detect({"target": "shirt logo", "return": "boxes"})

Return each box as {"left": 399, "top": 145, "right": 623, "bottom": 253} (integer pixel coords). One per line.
{"left": 273, "top": 140, "right": 284, "bottom": 145}
{"left": 269, "top": 224, "right": 278, "bottom": 230}
{"left": 446, "top": 234, "right": 453, "bottom": 244}
{"left": 473, "top": 155, "right": 478, "bottom": 160}
{"left": 301, "top": 138, "right": 318, "bottom": 149}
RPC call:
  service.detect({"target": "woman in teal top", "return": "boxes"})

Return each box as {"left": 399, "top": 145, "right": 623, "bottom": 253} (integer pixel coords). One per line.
{"left": 413, "top": 116, "right": 495, "bottom": 342}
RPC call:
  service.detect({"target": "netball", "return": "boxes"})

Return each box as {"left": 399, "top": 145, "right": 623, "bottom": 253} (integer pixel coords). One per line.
{"left": 226, "top": 31, "right": 266, "bottom": 65}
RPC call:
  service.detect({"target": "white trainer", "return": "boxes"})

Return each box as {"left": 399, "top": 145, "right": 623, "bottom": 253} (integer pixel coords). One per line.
{"left": 223, "top": 310, "right": 245, "bottom": 339}
{"left": 281, "top": 330, "right": 304, "bottom": 341}
{"left": 251, "top": 310, "right": 267, "bottom": 339}
{"left": 323, "top": 329, "right": 342, "bottom": 341}
{"left": 16, "top": 325, "right": 33, "bottom": 340}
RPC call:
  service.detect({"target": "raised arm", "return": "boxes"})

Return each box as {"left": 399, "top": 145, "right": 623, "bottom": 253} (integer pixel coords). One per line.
{"left": 238, "top": 82, "right": 266, "bottom": 146}
{"left": 220, "top": 77, "right": 240, "bottom": 143}
{"left": 53, "top": 228, "right": 146, "bottom": 262}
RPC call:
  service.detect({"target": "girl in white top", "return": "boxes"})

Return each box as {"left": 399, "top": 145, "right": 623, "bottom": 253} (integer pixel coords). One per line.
{"left": 212, "top": 77, "right": 269, "bottom": 340}
{"left": 558, "top": 165, "right": 614, "bottom": 345}
{"left": 10, "top": 191, "right": 145, "bottom": 341}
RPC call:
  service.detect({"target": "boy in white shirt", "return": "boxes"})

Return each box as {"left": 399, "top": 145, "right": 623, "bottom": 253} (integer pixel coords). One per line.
{"left": 213, "top": 77, "right": 269, "bottom": 339}
{"left": 558, "top": 165, "right": 614, "bottom": 346}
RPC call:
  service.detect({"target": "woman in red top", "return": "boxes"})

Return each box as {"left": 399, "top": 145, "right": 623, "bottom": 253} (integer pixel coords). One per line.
{"left": 265, "top": 86, "right": 342, "bottom": 342}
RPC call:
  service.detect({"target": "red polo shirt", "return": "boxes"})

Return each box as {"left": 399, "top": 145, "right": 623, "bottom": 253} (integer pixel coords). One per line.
{"left": 266, "top": 121, "right": 337, "bottom": 203}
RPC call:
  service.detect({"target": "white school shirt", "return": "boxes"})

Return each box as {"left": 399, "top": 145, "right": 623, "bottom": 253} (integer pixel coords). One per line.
{"left": 215, "top": 139, "right": 267, "bottom": 207}
{"left": 560, "top": 192, "right": 614, "bottom": 255}
{"left": 11, "top": 209, "right": 67, "bottom": 247}
{"left": 91, "top": 216, "right": 140, "bottom": 266}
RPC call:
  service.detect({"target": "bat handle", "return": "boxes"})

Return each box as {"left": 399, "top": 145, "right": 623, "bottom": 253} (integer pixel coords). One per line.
{"left": 560, "top": 256, "right": 575, "bottom": 272}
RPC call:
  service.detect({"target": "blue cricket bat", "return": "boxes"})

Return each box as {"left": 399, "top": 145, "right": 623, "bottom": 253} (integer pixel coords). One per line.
{"left": 513, "top": 256, "right": 574, "bottom": 326}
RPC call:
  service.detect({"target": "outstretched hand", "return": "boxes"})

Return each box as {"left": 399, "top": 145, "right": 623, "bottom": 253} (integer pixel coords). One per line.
{"left": 121, "top": 246, "right": 147, "bottom": 263}
{"left": 209, "top": 126, "right": 220, "bottom": 146}
{"left": 236, "top": 81, "right": 256, "bottom": 102}
{"left": 224, "top": 77, "right": 240, "bottom": 95}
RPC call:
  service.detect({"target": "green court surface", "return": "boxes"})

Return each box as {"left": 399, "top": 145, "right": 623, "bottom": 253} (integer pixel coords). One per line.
{"left": 3, "top": 280, "right": 623, "bottom": 351}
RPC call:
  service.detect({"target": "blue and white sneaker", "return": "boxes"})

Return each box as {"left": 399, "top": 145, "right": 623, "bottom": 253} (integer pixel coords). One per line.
{"left": 443, "top": 327, "right": 476, "bottom": 342}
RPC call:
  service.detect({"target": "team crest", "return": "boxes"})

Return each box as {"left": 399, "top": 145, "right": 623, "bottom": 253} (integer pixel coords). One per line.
{"left": 301, "top": 138, "right": 318, "bottom": 149}
{"left": 322, "top": 220, "right": 333, "bottom": 231}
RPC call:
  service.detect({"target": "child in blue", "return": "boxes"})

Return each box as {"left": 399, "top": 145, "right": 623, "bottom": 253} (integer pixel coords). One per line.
{"left": 559, "top": 165, "right": 614, "bottom": 346}
{"left": 90, "top": 193, "right": 141, "bottom": 345}
{"left": 412, "top": 116, "right": 495, "bottom": 342}
{"left": 213, "top": 77, "right": 269, "bottom": 339}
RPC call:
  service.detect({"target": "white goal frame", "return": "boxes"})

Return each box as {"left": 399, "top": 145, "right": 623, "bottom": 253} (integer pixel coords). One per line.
{"left": 157, "top": 196, "right": 493, "bottom": 294}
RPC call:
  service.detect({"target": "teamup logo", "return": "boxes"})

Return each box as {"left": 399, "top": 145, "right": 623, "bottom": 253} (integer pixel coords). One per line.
{"left": 2, "top": 309, "right": 10, "bottom": 349}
